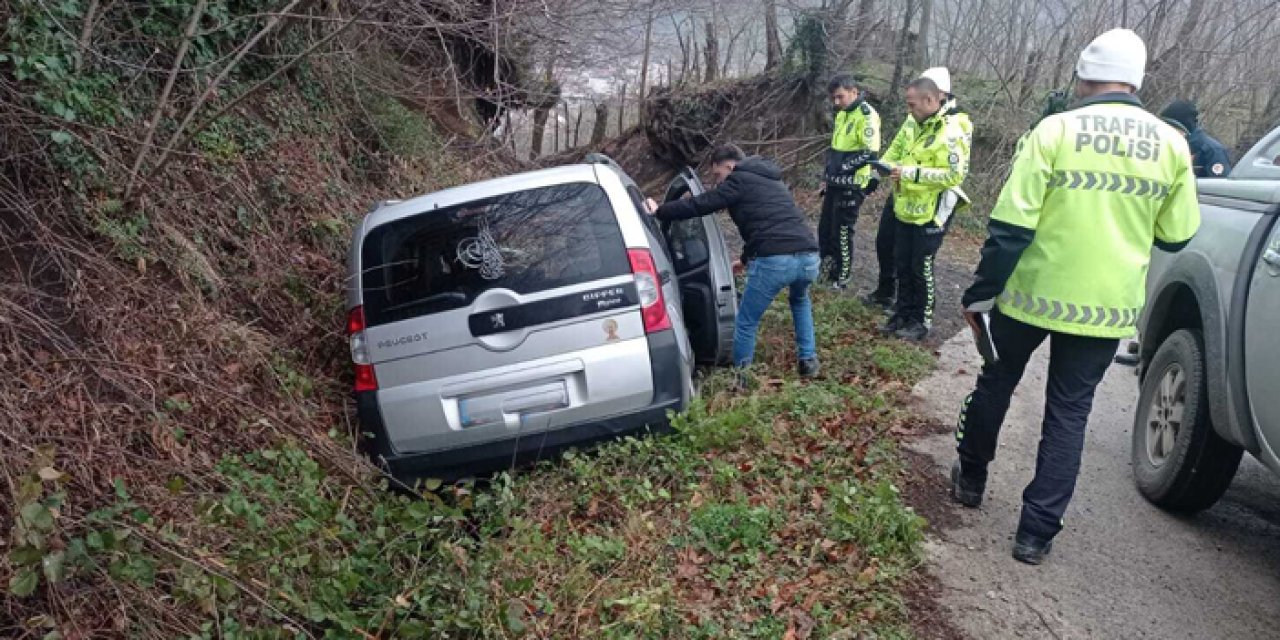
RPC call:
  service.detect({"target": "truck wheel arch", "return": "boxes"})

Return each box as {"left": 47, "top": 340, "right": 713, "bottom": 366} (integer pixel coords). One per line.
{"left": 1142, "top": 254, "right": 1257, "bottom": 452}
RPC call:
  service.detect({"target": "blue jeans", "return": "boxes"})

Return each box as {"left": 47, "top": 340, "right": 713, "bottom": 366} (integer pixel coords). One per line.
{"left": 733, "top": 252, "right": 821, "bottom": 367}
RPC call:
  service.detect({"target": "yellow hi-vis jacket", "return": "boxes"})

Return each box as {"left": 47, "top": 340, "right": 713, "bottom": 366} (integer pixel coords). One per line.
{"left": 888, "top": 104, "right": 972, "bottom": 226}
{"left": 966, "top": 92, "right": 1200, "bottom": 338}
{"left": 825, "top": 99, "right": 881, "bottom": 189}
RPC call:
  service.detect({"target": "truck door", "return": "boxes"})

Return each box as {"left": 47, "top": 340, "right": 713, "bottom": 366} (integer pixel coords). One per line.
{"left": 1243, "top": 217, "right": 1280, "bottom": 455}
{"left": 661, "top": 168, "right": 739, "bottom": 365}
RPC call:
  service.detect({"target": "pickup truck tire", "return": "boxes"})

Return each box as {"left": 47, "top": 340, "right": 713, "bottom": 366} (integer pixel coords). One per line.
{"left": 1132, "top": 329, "right": 1243, "bottom": 512}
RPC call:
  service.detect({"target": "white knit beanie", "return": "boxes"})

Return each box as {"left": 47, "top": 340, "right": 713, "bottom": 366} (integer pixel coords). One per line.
{"left": 1076, "top": 29, "right": 1147, "bottom": 90}
{"left": 920, "top": 67, "right": 951, "bottom": 94}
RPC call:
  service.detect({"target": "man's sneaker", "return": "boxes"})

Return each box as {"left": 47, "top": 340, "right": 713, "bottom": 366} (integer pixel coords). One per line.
{"left": 798, "top": 358, "right": 820, "bottom": 379}
{"left": 950, "top": 461, "right": 984, "bottom": 508}
{"left": 895, "top": 321, "right": 929, "bottom": 342}
{"left": 861, "top": 292, "right": 894, "bottom": 310}
{"left": 879, "top": 315, "right": 906, "bottom": 336}
{"left": 1012, "top": 533, "right": 1054, "bottom": 565}
{"left": 830, "top": 281, "right": 850, "bottom": 292}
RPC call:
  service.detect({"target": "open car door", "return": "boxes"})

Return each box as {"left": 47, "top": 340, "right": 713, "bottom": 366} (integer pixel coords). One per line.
{"left": 661, "top": 167, "right": 739, "bottom": 365}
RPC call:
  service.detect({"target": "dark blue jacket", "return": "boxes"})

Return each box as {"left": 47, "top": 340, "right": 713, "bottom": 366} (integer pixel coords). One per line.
{"left": 655, "top": 157, "right": 818, "bottom": 262}
{"left": 1188, "top": 127, "right": 1232, "bottom": 177}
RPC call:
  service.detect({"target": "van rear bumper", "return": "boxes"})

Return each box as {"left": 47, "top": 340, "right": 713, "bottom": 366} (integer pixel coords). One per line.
{"left": 355, "top": 328, "right": 688, "bottom": 483}
{"left": 356, "top": 393, "right": 679, "bottom": 482}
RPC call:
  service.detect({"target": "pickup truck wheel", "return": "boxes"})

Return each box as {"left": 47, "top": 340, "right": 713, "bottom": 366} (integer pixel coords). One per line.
{"left": 1132, "top": 329, "right": 1243, "bottom": 513}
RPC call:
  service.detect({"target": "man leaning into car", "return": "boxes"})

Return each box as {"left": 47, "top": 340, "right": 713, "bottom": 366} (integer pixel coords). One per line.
{"left": 645, "top": 144, "right": 822, "bottom": 387}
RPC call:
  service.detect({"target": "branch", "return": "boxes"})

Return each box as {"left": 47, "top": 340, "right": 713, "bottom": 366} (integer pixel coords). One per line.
{"left": 140, "top": 0, "right": 305, "bottom": 187}
{"left": 124, "top": 0, "right": 208, "bottom": 201}
{"left": 73, "top": 0, "right": 100, "bottom": 74}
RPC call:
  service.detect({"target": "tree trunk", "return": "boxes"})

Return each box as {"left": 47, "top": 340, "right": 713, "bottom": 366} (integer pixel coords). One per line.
{"left": 528, "top": 57, "right": 556, "bottom": 161}
{"left": 639, "top": 6, "right": 654, "bottom": 123}
{"left": 916, "top": 0, "right": 932, "bottom": 68}
{"left": 1050, "top": 29, "right": 1072, "bottom": 89}
{"left": 553, "top": 103, "right": 561, "bottom": 153}
{"left": 573, "top": 105, "right": 584, "bottom": 148}
{"left": 618, "top": 82, "right": 627, "bottom": 136}
{"left": 1146, "top": 0, "right": 1172, "bottom": 59}
{"left": 888, "top": 0, "right": 917, "bottom": 95}
{"left": 530, "top": 108, "right": 549, "bottom": 160}
{"left": 764, "top": 0, "right": 782, "bottom": 71}
{"left": 590, "top": 102, "right": 609, "bottom": 146}
{"left": 1018, "top": 50, "right": 1043, "bottom": 107}
{"left": 674, "top": 16, "right": 689, "bottom": 85}
{"left": 851, "top": 0, "right": 876, "bottom": 63}
{"left": 704, "top": 19, "right": 720, "bottom": 82}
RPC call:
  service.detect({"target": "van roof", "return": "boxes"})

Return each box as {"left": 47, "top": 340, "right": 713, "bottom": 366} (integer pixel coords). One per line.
{"left": 363, "top": 164, "right": 608, "bottom": 232}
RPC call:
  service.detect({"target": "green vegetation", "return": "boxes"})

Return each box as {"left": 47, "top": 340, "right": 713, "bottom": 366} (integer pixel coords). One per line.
{"left": 8, "top": 291, "right": 934, "bottom": 637}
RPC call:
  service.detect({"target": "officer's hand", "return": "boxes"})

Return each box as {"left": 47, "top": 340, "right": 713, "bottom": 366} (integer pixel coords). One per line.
{"left": 643, "top": 197, "right": 659, "bottom": 215}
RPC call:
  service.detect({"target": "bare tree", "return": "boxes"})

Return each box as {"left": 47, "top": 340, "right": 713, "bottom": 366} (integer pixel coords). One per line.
{"left": 591, "top": 101, "right": 610, "bottom": 146}
{"left": 704, "top": 19, "right": 720, "bottom": 82}
{"left": 916, "top": 0, "right": 933, "bottom": 67}
{"left": 764, "top": 0, "right": 782, "bottom": 71}
{"left": 889, "top": 0, "right": 918, "bottom": 95}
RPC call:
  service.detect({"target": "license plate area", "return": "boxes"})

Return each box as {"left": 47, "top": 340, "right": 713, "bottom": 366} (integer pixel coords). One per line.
{"left": 457, "top": 381, "right": 569, "bottom": 429}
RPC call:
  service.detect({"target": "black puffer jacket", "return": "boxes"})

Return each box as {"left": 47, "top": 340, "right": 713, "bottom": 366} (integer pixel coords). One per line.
{"left": 655, "top": 157, "right": 818, "bottom": 262}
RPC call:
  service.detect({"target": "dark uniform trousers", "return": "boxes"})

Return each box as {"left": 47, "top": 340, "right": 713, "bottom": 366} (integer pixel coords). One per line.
{"left": 872, "top": 195, "right": 897, "bottom": 298}
{"left": 818, "top": 187, "right": 864, "bottom": 284}
{"left": 955, "top": 309, "right": 1119, "bottom": 541}
{"left": 892, "top": 217, "right": 948, "bottom": 328}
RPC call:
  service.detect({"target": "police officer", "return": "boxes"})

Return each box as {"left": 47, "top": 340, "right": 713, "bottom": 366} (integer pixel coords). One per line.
{"left": 879, "top": 75, "right": 971, "bottom": 342}
{"left": 821, "top": 75, "right": 881, "bottom": 289}
{"left": 1160, "top": 99, "right": 1233, "bottom": 177}
{"left": 866, "top": 67, "right": 968, "bottom": 310}
{"left": 951, "top": 29, "right": 1200, "bottom": 565}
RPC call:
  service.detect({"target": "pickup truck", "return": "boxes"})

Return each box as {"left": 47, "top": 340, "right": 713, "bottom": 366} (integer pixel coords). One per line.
{"left": 1133, "top": 125, "right": 1280, "bottom": 513}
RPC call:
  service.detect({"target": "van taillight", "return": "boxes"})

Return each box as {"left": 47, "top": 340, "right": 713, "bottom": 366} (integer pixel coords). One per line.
{"left": 627, "top": 249, "right": 672, "bottom": 333}
{"left": 346, "top": 306, "right": 378, "bottom": 392}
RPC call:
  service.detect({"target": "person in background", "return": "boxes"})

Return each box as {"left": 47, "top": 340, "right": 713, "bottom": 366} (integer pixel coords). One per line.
{"left": 820, "top": 75, "right": 881, "bottom": 290}
{"left": 865, "top": 67, "right": 969, "bottom": 311}
{"left": 645, "top": 144, "right": 821, "bottom": 384}
{"left": 1160, "top": 99, "right": 1232, "bottom": 177}
{"left": 952, "top": 29, "right": 1199, "bottom": 565}
{"left": 879, "top": 76, "right": 972, "bottom": 342}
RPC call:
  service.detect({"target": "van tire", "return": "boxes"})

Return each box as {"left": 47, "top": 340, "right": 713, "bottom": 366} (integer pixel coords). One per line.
{"left": 1132, "top": 329, "right": 1243, "bottom": 513}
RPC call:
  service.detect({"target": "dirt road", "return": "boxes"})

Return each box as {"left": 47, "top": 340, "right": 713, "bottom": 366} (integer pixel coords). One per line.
{"left": 909, "top": 330, "right": 1280, "bottom": 639}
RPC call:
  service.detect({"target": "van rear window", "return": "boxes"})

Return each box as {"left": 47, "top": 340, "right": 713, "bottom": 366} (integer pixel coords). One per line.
{"left": 360, "top": 182, "right": 630, "bottom": 327}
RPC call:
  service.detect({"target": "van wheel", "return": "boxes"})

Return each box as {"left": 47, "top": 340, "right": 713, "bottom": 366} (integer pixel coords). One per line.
{"left": 1131, "top": 329, "right": 1243, "bottom": 513}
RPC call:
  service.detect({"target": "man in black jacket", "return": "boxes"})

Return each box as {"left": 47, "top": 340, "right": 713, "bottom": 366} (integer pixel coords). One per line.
{"left": 645, "top": 144, "right": 821, "bottom": 377}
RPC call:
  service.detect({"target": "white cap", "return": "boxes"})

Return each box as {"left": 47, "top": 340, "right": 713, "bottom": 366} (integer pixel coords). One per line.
{"left": 919, "top": 67, "right": 951, "bottom": 94}
{"left": 1076, "top": 28, "right": 1147, "bottom": 90}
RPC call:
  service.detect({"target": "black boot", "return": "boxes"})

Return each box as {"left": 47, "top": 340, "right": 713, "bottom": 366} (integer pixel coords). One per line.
{"left": 950, "top": 461, "right": 985, "bottom": 508}
{"left": 1012, "top": 532, "right": 1054, "bottom": 565}
{"left": 895, "top": 321, "right": 929, "bottom": 342}
{"left": 798, "top": 358, "right": 820, "bottom": 379}
{"left": 879, "top": 314, "right": 906, "bottom": 336}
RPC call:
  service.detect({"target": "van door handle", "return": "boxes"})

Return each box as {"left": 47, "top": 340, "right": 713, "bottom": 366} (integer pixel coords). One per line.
{"left": 660, "top": 271, "right": 673, "bottom": 284}
{"left": 1263, "top": 248, "right": 1280, "bottom": 271}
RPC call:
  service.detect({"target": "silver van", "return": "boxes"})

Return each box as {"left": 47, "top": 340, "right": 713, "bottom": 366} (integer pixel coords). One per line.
{"left": 345, "top": 156, "right": 738, "bottom": 482}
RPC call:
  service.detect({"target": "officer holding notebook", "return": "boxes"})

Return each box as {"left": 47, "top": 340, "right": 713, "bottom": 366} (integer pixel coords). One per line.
{"left": 949, "top": 28, "right": 1200, "bottom": 565}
